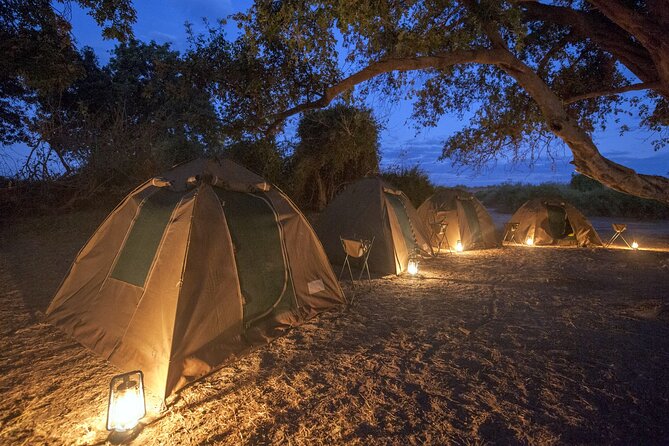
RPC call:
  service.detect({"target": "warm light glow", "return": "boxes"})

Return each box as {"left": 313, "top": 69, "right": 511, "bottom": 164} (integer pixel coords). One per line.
{"left": 632, "top": 241, "right": 639, "bottom": 250}
{"left": 455, "top": 240, "right": 464, "bottom": 252}
{"left": 107, "top": 371, "right": 146, "bottom": 432}
{"left": 407, "top": 259, "right": 419, "bottom": 275}
{"left": 407, "top": 260, "right": 418, "bottom": 276}
{"left": 526, "top": 237, "right": 534, "bottom": 246}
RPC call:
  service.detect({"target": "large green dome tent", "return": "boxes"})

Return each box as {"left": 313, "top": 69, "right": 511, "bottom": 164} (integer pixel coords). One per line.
{"left": 47, "top": 158, "right": 346, "bottom": 400}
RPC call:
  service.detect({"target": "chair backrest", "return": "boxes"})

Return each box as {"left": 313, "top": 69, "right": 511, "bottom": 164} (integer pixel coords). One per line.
{"left": 430, "top": 221, "right": 448, "bottom": 236}
{"left": 505, "top": 222, "right": 519, "bottom": 232}
{"left": 340, "top": 237, "right": 370, "bottom": 258}
{"left": 612, "top": 223, "right": 627, "bottom": 233}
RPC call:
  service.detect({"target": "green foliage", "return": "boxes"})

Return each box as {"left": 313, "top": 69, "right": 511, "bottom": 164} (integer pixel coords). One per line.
{"left": 2, "top": 39, "right": 221, "bottom": 212}
{"left": 290, "top": 104, "right": 381, "bottom": 210}
{"left": 380, "top": 165, "right": 435, "bottom": 208}
{"left": 186, "top": 0, "right": 667, "bottom": 199}
{"left": 476, "top": 175, "right": 669, "bottom": 219}
{"left": 0, "top": 0, "right": 135, "bottom": 145}
{"left": 570, "top": 173, "right": 604, "bottom": 192}
{"left": 223, "top": 138, "right": 287, "bottom": 186}
{"left": 35, "top": 40, "right": 220, "bottom": 187}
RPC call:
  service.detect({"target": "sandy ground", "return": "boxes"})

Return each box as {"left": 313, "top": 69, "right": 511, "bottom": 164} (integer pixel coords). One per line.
{"left": 1, "top": 210, "right": 669, "bottom": 445}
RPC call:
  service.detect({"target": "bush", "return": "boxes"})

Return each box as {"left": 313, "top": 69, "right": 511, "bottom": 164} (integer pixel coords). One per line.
{"left": 223, "top": 139, "right": 287, "bottom": 187}
{"left": 380, "top": 165, "right": 435, "bottom": 207}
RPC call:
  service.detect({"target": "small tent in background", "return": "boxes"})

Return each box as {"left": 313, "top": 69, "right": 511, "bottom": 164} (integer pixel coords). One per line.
{"left": 47, "top": 158, "right": 346, "bottom": 400}
{"left": 508, "top": 197, "right": 603, "bottom": 247}
{"left": 315, "top": 177, "right": 433, "bottom": 275}
{"left": 418, "top": 188, "right": 498, "bottom": 252}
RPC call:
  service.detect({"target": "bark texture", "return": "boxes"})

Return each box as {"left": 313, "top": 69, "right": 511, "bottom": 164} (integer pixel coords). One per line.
{"left": 520, "top": 0, "right": 669, "bottom": 98}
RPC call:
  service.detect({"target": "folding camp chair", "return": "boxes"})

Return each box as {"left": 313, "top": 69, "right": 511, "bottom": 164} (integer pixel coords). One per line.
{"left": 430, "top": 220, "right": 451, "bottom": 255}
{"left": 339, "top": 236, "right": 375, "bottom": 281}
{"left": 605, "top": 223, "right": 633, "bottom": 248}
{"left": 503, "top": 222, "right": 520, "bottom": 245}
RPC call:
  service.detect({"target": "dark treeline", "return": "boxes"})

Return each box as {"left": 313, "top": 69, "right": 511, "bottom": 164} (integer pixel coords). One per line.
{"left": 3, "top": 0, "right": 669, "bottom": 217}
{"left": 0, "top": 31, "right": 409, "bottom": 216}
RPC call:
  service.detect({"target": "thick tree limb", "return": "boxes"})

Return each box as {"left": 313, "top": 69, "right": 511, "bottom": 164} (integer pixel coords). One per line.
{"left": 269, "top": 47, "right": 669, "bottom": 202}
{"left": 266, "top": 1, "right": 669, "bottom": 204}
{"left": 518, "top": 1, "right": 663, "bottom": 94}
{"left": 469, "top": 7, "right": 669, "bottom": 204}
{"left": 587, "top": 0, "right": 669, "bottom": 96}
{"left": 563, "top": 81, "right": 661, "bottom": 104}
{"left": 267, "top": 49, "right": 507, "bottom": 131}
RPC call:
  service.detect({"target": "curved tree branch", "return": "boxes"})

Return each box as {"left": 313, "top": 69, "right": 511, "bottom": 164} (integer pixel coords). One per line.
{"left": 563, "top": 81, "right": 661, "bottom": 104}
{"left": 469, "top": 4, "right": 669, "bottom": 204}
{"left": 493, "top": 49, "right": 669, "bottom": 203}
{"left": 518, "top": 0, "right": 663, "bottom": 95}
{"left": 264, "top": 2, "right": 669, "bottom": 204}
{"left": 587, "top": 0, "right": 669, "bottom": 95}
{"left": 267, "top": 49, "right": 507, "bottom": 131}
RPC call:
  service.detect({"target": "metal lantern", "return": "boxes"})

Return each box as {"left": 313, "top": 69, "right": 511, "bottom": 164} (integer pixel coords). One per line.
{"left": 106, "top": 371, "right": 146, "bottom": 432}
{"left": 525, "top": 237, "right": 534, "bottom": 246}
{"left": 407, "top": 251, "right": 419, "bottom": 275}
{"left": 455, "top": 240, "right": 464, "bottom": 252}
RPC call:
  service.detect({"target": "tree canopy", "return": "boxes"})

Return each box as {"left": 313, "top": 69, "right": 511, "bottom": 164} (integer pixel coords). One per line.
{"left": 188, "top": 0, "right": 669, "bottom": 204}
{"left": 0, "top": 0, "right": 136, "bottom": 146}
{"left": 290, "top": 104, "right": 381, "bottom": 210}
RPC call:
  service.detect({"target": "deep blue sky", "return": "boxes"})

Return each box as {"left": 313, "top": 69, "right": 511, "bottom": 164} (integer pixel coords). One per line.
{"left": 4, "top": 0, "right": 667, "bottom": 185}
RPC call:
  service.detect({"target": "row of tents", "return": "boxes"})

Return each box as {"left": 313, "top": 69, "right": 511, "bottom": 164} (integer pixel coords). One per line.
{"left": 316, "top": 176, "right": 602, "bottom": 275}
{"left": 46, "top": 158, "right": 603, "bottom": 401}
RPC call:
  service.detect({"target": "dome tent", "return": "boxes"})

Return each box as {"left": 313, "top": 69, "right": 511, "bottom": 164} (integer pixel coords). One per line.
{"left": 315, "top": 177, "right": 433, "bottom": 275}
{"left": 417, "top": 188, "right": 498, "bottom": 251}
{"left": 508, "top": 197, "right": 603, "bottom": 247}
{"left": 47, "top": 158, "right": 346, "bottom": 400}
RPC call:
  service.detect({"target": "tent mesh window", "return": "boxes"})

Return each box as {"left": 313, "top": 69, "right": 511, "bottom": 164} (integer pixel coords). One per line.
{"left": 458, "top": 198, "right": 483, "bottom": 247}
{"left": 384, "top": 192, "right": 418, "bottom": 251}
{"left": 546, "top": 204, "right": 574, "bottom": 240}
{"left": 111, "top": 189, "right": 183, "bottom": 287}
{"left": 215, "top": 189, "right": 296, "bottom": 326}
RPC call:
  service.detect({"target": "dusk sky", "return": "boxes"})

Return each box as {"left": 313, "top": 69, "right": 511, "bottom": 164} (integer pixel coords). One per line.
{"left": 4, "top": 0, "right": 667, "bottom": 185}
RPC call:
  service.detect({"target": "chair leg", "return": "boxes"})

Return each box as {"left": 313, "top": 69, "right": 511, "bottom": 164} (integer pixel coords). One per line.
{"left": 359, "top": 252, "right": 371, "bottom": 280}
{"left": 606, "top": 232, "right": 620, "bottom": 247}
{"left": 619, "top": 235, "right": 632, "bottom": 248}
{"left": 347, "top": 259, "right": 355, "bottom": 282}
{"left": 339, "top": 256, "right": 349, "bottom": 279}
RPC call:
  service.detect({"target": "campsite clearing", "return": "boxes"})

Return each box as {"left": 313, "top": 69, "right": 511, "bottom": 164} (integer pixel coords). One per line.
{"left": 1, "top": 210, "right": 669, "bottom": 445}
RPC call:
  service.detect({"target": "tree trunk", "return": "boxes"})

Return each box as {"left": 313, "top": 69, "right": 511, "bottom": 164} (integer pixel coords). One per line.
{"left": 315, "top": 174, "right": 327, "bottom": 211}
{"left": 494, "top": 49, "right": 669, "bottom": 204}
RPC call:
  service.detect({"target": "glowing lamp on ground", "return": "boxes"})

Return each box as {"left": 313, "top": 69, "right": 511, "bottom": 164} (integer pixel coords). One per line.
{"left": 526, "top": 237, "right": 534, "bottom": 246}
{"left": 631, "top": 241, "right": 639, "bottom": 250}
{"left": 407, "top": 251, "right": 419, "bottom": 275}
{"left": 107, "top": 371, "right": 146, "bottom": 432}
{"left": 455, "top": 240, "right": 464, "bottom": 252}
